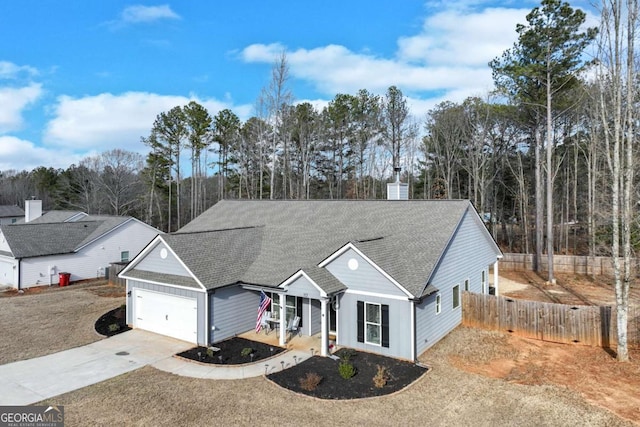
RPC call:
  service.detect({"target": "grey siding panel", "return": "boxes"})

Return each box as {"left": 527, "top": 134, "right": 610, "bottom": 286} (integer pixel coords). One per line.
{"left": 211, "top": 286, "right": 258, "bottom": 343}
{"left": 325, "top": 248, "right": 407, "bottom": 297}
{"left": 415, "top": 209, "right": 498, "bottom": 356}
{"left": 337, "top": 292, "right": 412, "bottom": 360}
{"left": 287, "top": 275, "right": 322, "bottom": 299}
{"left": 135, "top": 242, "right": 191, "bottom": 277}
{"left": 125, "top": 279, "right": 207, "bottom": 345}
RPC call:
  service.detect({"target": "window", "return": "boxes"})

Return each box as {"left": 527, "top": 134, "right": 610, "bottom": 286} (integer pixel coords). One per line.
{"left": 435, "top": 294, "right": 441, "bottom": 314}
{"left": 11, "top": 218, "right": 16, "bottom": 224}
{"left": 120, "top": 251, "right": 129, "bottom": 262}
{"left": 464, "top": 279, "right": 470, "bottom": 292}
{"left": 453, "top": 285, "right": 460, "bottom": 309}
{"left": 481, "top": 270, "right": 487, "bottom": 294}
{"left": 357, "top": 301, "right": 389, "bottom": 347}
{"left": 267, "top": 293, "right": 301, "bottom": 327}
{"left": 365, "top": 303, "right": 381, "bottom": 345}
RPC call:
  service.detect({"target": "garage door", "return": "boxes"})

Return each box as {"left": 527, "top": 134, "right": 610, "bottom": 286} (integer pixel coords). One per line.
{"left": 0, "top": 258, "right": 16, "bottom": 287}
{"left": 134, "top": 289, "right": 198, "bottom": 343}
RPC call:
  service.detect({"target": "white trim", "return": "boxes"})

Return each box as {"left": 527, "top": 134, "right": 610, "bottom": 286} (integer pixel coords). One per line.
{"left": 204, "top": 289, "right": 209, "bottom": 346}
{"left": 319, "top": 242, "right": 413, "bottom": 298}
{"left": 119, "top": 235, "right": 207, "bottom": 291}
{"left": 120, "top": 275, "right": 207, "bottom": 293}
{"left": 279, "top": 269, "right": 327, "bottom": 298}
{"left": 410, "top": 300, "right": 416, "bottom": 361}
{"left": 320, "top": 298, "right": 328, "bottom": 356}
{"left": 345, "top": 289, "right": 409, "bottom": 301}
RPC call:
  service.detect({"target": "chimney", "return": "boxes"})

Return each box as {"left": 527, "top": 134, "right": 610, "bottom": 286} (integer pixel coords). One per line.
{"left": 25, "top": 199, "right": 42, "bottom": 223}
{"left": 387, "top": 167, "right": 408, "bottom": 200}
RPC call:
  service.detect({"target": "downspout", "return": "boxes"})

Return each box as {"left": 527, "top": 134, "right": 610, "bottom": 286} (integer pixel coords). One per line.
{"left": 410, "top": 299, "right": 416, "bottom": 361}
{"left": 17, "top": 258, "right": 21, "bottom": 291}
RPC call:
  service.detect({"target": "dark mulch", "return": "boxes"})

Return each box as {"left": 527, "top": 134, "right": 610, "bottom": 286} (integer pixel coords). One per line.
{"left": 268, "top": 348, "right": 428, "bottom": 400}
{"left": 178, "top": 337, "right": 285, "bottom": 365}
{"left": 95, "top": 305, "right": 131, "bottom": 337}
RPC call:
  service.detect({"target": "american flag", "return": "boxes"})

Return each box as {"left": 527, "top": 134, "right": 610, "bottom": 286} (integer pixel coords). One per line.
{"left": 255, "top": 290, "right": 271, "bottom": 333}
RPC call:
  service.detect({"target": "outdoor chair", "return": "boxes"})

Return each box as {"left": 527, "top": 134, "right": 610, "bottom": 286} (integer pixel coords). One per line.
{"left": 286, "top": 316, "right": 301, "bottom": 338}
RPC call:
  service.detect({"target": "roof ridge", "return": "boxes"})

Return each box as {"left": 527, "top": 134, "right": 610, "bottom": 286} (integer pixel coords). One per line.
{"left": 173, "top": 225, "right": 264, "bottom": 235}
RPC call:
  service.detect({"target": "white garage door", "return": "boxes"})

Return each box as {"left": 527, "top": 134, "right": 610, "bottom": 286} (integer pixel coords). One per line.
{"left": 0, "top": 258, "right": 16, "bottom": 287}
{"left": 134, "top": 289, "right": 198, "bottom": 343}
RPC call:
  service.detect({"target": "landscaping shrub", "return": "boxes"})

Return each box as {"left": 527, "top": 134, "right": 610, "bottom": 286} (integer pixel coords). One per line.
{"left": 241, "top": 347, "right": 253, "bottom": 357}
{"left": 108, "top": 323, "right": 120, "bottom": 332}
{"left": 338, "top": 361, "right": 356, "bottom": 379}
{"left": 373, "top": 365, "right": 389, "bottom": 388}
{"left": 299, "top": 372, "right": 323, "bottom": 391}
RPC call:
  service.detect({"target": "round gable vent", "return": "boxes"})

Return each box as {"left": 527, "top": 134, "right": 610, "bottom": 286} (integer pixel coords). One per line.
{"left": 160, "top": 248, "right": 168, "bottom": 259}
{"left": 348, "top": 258, "right": 359, "bottom": 271}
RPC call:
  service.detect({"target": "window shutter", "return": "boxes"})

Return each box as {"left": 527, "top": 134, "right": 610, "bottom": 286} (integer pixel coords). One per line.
{"left": 381, "top": 304, "right": 389, "bottom": 348}
{"left": 357, "top": 300, "right": 364, "bottom": 343}
{"left": 297, "top": 297, "right": 303, "bottom": 328}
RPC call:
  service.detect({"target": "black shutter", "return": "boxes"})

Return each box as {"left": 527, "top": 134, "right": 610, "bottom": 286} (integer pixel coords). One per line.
{"left": 297, "top": 297, "right": 303, "bottom": 328}
{"left": 381, "top": 304, "right": 389, "bottom": 348}
{"left": 357, "top": 300, "right": 364, "bottom": 343}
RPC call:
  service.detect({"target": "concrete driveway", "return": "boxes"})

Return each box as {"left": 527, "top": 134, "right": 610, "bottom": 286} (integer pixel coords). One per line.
{"left": 0, "top": 329, "right": 192, "bottom": 405}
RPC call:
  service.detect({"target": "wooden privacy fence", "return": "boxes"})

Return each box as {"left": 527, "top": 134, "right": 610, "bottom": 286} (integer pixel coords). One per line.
{"left": 462, "top": 291, "right": 614, "bottom": 347}
{"left": 500, "top": 253, "right": 638, "bottom": 277}
{"left": 107, "top": 262, "right": 128, "bottom": 287}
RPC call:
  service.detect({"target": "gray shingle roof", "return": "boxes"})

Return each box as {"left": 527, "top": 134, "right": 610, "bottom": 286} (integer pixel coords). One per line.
{"left": 162, "top": 227, "right": 263, "bottom": 290}
{"left": 173, "top": 200, "right": 475, "bottom": 297}
{"left": 0, "top": 205, "right": 24, "bottom": 218}
{"left": 16, "top": 210, "right": 86, "bottom": 224}
{"left": 0, "top": 217, "right": 131, "bottom": 258}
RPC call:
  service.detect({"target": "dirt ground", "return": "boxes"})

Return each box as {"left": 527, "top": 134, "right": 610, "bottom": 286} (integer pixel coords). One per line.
{"left": 490, "top": 271, "right": 640, "bottom": 424}
{"left": 0, "top": 280, "right": 125, "bottom": 364}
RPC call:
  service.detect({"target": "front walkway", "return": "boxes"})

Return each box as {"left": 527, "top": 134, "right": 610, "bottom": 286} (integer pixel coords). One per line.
{"left": 152, "top": 330, "right": 318, "bottom": 379}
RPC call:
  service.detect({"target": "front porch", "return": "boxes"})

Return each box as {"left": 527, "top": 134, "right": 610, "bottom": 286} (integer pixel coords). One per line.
{"left": 238, "top": 330, "right": 334, "bottom": 356}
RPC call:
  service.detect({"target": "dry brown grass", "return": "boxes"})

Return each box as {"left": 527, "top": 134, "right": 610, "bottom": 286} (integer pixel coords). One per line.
{"left": 43, "top": 327, "right": 633, "bottom": 427}
{"left": 0, "top": 281, "right": 125, "bottom": 364}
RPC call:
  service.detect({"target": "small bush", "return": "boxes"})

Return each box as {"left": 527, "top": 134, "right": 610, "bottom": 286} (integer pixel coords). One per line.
{"left": 206, "top": 348, "right": 215, "bottom": 358}
{"left": 108, "top": 323, "right": 120, "bottom": 332}
{"left": 299, "top": 372, "right": 323, "bottom": 391}
{"left": 339, "top": 348, "right": 357, "bottom": 362}
{"left": 338, "top": 361, "right": 356, "bottom": 379}
{"left": 373, "top": 365, "right": 389, "bottom": 388}
{"left": 241, "top": 347, "right": 253, "bottom": 357}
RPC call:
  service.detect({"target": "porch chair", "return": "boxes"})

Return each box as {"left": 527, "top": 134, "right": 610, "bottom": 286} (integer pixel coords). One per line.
{"left": 286, "top": 316, "right": 301, "bottom": 339}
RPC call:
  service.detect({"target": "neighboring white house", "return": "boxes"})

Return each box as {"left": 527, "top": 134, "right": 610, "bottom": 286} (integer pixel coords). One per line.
{"left": 0, "top": 200, "right": 161, "bottom": 289}
{"left": 0, "top": 205, "right": 24, "bottom": 225}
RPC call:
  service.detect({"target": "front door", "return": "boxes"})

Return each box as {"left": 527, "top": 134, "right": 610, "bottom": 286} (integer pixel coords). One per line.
{"left": 329, "top": 301, "right": 337, "bottom": 334}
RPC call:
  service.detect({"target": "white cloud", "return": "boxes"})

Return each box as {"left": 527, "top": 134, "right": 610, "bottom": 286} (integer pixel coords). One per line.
{"left": 241, "top": 7, "right": 527, "bottom": 103}
{"left": 0, "top": 61, "right": 38, "bottom": 80}
{"left": 397, "top": 7, "right": 529, "bottom": 66}
{"left": 44, "top": 92, "right": 250, "bottom": 152}
{"left": 0, "top": 83, "right": 43, "bottom": 133}
{"left": 0, "top": 136, "right": 81, "bottom": 172}
{"left": 121, "top": 5, "right": 180, "bottom": 24}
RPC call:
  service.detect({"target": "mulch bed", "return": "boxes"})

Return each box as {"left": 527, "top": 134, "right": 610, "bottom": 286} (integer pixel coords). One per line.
{"left": 177, "top": 337, "right": 285, "bottom": 365}
{"left": 95, "top": 305, "right": 131, "bottom": 337}
{"left": 268, "top": 348, "right": 428, "bottom": 399}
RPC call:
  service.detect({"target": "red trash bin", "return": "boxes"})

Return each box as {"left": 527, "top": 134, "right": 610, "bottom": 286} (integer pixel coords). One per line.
{"left": 59, "top": 272, "right": 71, "bottom": 287}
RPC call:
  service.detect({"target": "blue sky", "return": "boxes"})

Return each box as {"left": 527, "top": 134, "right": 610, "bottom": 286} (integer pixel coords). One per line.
{"left": 0, "top": 0, "right": 595, "bottom": 172}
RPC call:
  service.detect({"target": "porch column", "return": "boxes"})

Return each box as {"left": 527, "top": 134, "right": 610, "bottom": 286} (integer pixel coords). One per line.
{"left": 279, "top": 293, "right": 286, "bottom": 347}
{"left": 320, "top": 298, "right": 328, "bottom": 357}
{"left": 493, "top": 261, "right": 499, "bottom": 295}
